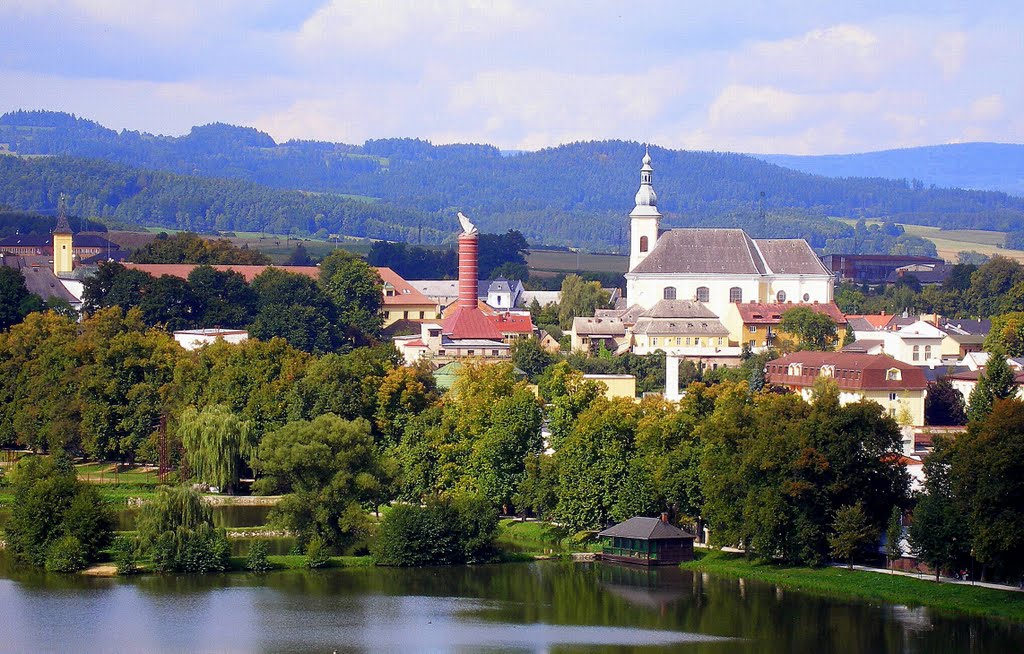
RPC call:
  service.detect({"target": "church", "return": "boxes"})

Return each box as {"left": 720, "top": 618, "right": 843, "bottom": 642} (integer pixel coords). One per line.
{"left": 623, "top": 149, "right": 834, "bottom": 317}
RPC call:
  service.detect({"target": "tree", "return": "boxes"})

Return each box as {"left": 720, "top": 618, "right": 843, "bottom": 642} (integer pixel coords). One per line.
{"left": 318, "top": 250, "right": 383, "bottom": 344}
{"left": 178, "top": 404, "right": 256, "bottom": 495}
{"left": 374, "top": 364, "right": 436, "bottom": 448}
{"left": 925, "top": 377, "right": 967, "bottom": 426}
{"left": 136, "top": 485, "right": 230, "bottom": 573}
{"left": 966, "top": 348, "right": 1016, "bottom": 423}
{"left": 186, "top": 265, "right": 256, "bottom": 328}
{"left": 253, "top": 414, "right": 390, "bottom": 547}
{"left": 513, "top": 453, "right": 559, "bottom": 519}
{"left": 910, "top": 437, "right": 970, "bottom": 581}
{"left": 829, "top": 504, "right": 873, "bottom": 569}
{"left": 371, "top": 494, "right": 500, "bottom": 567}
{"left": 951, "top": 399, "right": 1024, "bottom": 579}
{"left": 0, "top": 266, "right": 43, "bottom": 330}
{"left": 967, "top": 256, "right": 1024, "bottom": 316}
{"left": 511, "top": 337, "right": 556, "bottom": 381}
{"left": 778, "top": 307, "right": 838, "bottom": 350}
{"left": 557, "top": 274, "right": 610, "bottom": 329}
{"left": 130, "top": 231, "right": 271, "bottom": 265}
{"left": 985, "top": 312, "right": 1024, "bottom": 356}
{"left": 250, "top": 267, "right": 342, "bottom": 353}
{"left": 4, "top": 454, "right": 113, "bottom": 569}
{"left": 286, "top": 244, "right": 314, "bottom": 266}
{"left": 885, "top": 506, "right": 904, "bottom": 570}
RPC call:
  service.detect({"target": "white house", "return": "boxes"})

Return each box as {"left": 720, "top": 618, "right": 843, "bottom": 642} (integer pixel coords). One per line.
{"left": 173, "top": 328, "right": 249, "bottom": 350}
{"left": 844, "top": 320, "right": 946, "bottom": 367}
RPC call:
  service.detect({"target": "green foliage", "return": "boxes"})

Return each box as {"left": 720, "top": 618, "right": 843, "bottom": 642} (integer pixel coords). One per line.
{"left": 111, "top": 536, "right": 140, "bottom": 575}
{"left": 254, "top": 414, "right": 389, "bottom": 547}
{"left": 44, "top": 535, "right": 87, "bottom": 573}
{"left": 510, "top": 337, "right": 556, "bottom": 381}
{"left": 0, "top": 265, "right": 44, "bottom": 331}
{"left": 513, "top": 453, "right": 559, "bottom": 519}
{"left": 246, "top": 540, "right": 272, "bottom": 573}
{"left": 3, "top": 455, "right": 113, "bottom": 567}
{"left": 249, "top": 267, "right": 343, "bottom": 353}
{"left": 950, "top": 400, "right": 1024, "bottom": 579}
{"left": 985, "top": 312, "right": 1024, "bottom": 356}
{"left": 778, "top": 307, "right": 838, "bottom": 350}
{"left": 179, "top": 404, "right": 255, "bottom": 494}
{"left": 885, "top": 506, "right": 904, "bottom": 566}
{"left": 966, "top": 348, "right": 1016, "bottom": 423}
{"left": 557, "top": 274, "right": 610, "bottom": 329}
{"left": 372, "top": 494, "right": 500, "bottom": 567}
{"left": 318, "top": 250, "right": 383, "bottom": 344}
{"left": 925, "top": 377, "right": 967, "bottom": 426}
{"left": 828, "top": 504, "right": 874, "bottom": 569}
{"left": 130, "top": 231, "right": 271, "bottom": 265}
{"left": 304, "top": 537, "right": 331, "bottom": 568}
{"left": 136, "top": 485, "right": 230, "bottom": 573}
{"left": 910, "top": 437, "right": 971, "bottom": 580}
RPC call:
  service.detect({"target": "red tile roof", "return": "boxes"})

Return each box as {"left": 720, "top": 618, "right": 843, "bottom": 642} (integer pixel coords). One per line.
{"left": 766, "top": 351, "right": 927, "bottom": 391}
{"left": 736, "top": 301, "right": 846, "bottom": 325}
{"left": 490, "top": 312, "right": 534, "bottom": 334}
{"left": 846, "top": 313, "right": 896, "bottom": 329}
{"left": 442, "top": 306, "right": 505, "bottom": 341}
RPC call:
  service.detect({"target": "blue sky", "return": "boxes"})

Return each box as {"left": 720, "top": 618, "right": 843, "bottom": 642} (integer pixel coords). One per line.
{"left": 0, "top": 1, "right": 1020, "bottom": 154}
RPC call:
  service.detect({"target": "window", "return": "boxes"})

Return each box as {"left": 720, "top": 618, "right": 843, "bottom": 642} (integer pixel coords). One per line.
{"left": 889, "top": 392, "right": 898, "bottom": 401}
{"left": 651, "top": 337, "right": 658, "bottom": 346}
{"left": 685, "top": 337, "right": 691, "bottom": 345}
{"left": 912, "top": 345, "right": 920, "bottom": 361}
{"left": 675, "top": 337, "right": 681, "bottom": 345}
{"left": 419, "top": 312, "right": 425, "bottom": 319}
{"left": 718, "top": 337, "right": 723, "bottom": 345}
{"left": 749, "top": 325, "right": 757, "bottom": 333}
{"left": 403, "top": 311, "right": 409, "bottom": 320}
{"left": 803, "top": 293, "right": 810, "bottom": 302}
{"left": 696, "top": 286, "right": 710, "bottom": 302}
{"left": 886, "top": 368, "right": 901, "bottom": 381}
{"left": 438, "top": 350, "right": 445, "bottom": 356}
{"left": 663, "top": 286, "right": 677, "bottom": 300}
{"left": 492, "top": 350, "right": 499, "bottom": 356}
{"left": 640, "top": 235, "right": 649, "bottom": 252}
{"left": 467, "top": 350, "right": 475, "bottom": 355}
{"left": 729, "top": 287, "right": 743, "bottom": 303}
{"left": 776, "top": 290, "right": 786, "bottom": 302}
{"left": 925, "top": 345, "right": 932, "bottom": 359}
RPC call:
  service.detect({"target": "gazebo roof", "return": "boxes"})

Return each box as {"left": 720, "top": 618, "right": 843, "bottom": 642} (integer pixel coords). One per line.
{"left": 598, "top": 517, "right": 695, "bottom": 541}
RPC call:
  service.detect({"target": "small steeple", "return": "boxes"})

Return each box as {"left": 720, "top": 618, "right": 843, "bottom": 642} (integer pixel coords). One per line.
{"left": 53, "top": 193, "right": 72, "bottom": 235}
{"left": 634, "top": 145, "right": 657, "bottom": 208}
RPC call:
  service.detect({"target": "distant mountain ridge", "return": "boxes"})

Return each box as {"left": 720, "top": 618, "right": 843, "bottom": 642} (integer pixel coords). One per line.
{"left": 2, "top": 110, "right": 1024, "bottom": 249}
{"left": 755, "top": 143, "right": 1024, "bottom": 197}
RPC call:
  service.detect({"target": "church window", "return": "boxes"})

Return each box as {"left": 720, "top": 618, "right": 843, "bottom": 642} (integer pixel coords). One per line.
{"left": 696, "top": 287, "right": 710, "bottom": 302}
{"left": 776, "top": 290, "right": 786, "bottom": 302}
{"left": 729, "top": 287, "right": 743, "bottom": 303}
{"left": 803, "top": 293, "right": 810, "bottom": 301}
{"left": 663, "top": 286, "right": 676, "bottom": 300}
{"left": 640, "top": 236, "right": 649, "bottom": 252}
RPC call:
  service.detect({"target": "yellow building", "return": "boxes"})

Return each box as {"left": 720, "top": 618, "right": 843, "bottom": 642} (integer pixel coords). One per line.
{"left": 583, "top": 373, "right": 637, "bottom": 400}
{"left": 722, "top": 301, "right": 847, "bottom": 350}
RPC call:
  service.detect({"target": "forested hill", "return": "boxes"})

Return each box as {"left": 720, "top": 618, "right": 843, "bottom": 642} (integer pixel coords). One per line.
{"left": 755, "top": 143, "right": 1024, "bottom": 197}
{"left": 3, "top": 110, "right": 1024, "bottom": 248}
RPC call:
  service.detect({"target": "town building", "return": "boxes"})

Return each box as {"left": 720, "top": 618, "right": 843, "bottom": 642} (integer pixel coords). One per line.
{"left": 173, "top": 328, "right": 249, "bottom": 350}
{"left": 722, "top": 301, "right": 847, "bottom": 350}
{"left": 843, "top": 319, "right": 946, "bottom": 367}
{"left": 598, "top": 514, "right": 696, "bottom": 566}
{"left": 583, "top": 373, "right": 637, "bottom": 400}
{"left": 624, "top": 150, "right": 834, "bottom": 319}
{"left": 821, "top": 254, "right": 945, "bottom": 284}
{"left": 766, "top": 352, "right": 929, "bottom": 446}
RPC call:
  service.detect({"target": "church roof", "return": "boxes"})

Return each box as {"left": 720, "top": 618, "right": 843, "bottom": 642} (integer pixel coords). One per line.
{"left": 754, "top": 239, "right": 832, "bottom": 275}
{"left": 630, "top": 229, "right": 766, "bottom": 275}
{"left": 628, "top": 229, "right": 831, "bottom": 277}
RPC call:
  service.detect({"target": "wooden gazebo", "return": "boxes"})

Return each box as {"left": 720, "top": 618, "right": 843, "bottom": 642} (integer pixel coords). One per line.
{"left": 598, "top": 514, "right": 696, "bottom": 566}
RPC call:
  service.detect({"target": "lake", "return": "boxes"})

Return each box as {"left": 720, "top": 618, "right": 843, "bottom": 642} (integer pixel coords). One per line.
{"left": 0, "top": 553, "right": 1021, "bottom": 653}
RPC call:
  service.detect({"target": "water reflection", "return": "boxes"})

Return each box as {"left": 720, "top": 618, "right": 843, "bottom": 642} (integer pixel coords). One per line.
{"left": 0, "top": 552, "right": 1021, "bottom": 653}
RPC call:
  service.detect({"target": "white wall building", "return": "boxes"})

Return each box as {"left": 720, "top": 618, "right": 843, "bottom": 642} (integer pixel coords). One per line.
{"left": 623, "top": 150, "right": 834, "bottom": 317}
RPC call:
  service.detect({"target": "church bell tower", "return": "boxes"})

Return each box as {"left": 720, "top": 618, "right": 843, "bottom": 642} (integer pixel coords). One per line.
{"left": 53, "top": 194, "right": 74, "bottom": 277}
{"left": 628, "top": 147, "right": 661, "bottom": 273}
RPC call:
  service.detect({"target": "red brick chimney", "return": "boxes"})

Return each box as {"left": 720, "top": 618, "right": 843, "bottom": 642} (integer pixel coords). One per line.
{"left": 458, "top": 232, "right": 478, "bottom": 310}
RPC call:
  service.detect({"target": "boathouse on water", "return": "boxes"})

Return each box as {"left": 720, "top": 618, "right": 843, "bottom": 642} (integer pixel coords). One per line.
{"left": 598, "top": 514, "right": 696, "bottom": 566}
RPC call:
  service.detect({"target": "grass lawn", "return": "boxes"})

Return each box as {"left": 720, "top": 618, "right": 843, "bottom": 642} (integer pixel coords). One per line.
{"left": 498, "top": 519, "right": 603, "bottom": 556}
{"left": 228, "top": 554, "right": 373, "bottom": 571}
{"left": 682, "top": 550, "right": 1024, "bottom": 622}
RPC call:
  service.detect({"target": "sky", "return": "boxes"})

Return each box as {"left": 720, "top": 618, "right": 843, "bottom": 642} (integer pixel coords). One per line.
{"left": 0, "top": 1, "right": 1021, "bottom": 154}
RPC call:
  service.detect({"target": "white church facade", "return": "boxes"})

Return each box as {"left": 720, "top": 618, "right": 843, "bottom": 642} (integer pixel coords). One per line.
{"left": 623, "top": 150, "right": 835, "bottom": 316}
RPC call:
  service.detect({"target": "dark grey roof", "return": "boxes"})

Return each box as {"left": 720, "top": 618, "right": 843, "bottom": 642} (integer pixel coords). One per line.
{"left": 846, "top": 317, "right": 878, "bottom": 332}
{"left": 641, "top": 299, "right": 718, "bottom": 319}
{"left": 1, "top": 255, "right": 79, "bottom": 303}
{"left": 632, "top": 317, "right": 730, "bottom": 336}
{"left": 596, "top": 304, "right": 647, "bottom": 324}
{"left": 630, "top": 229, "right": 766, "bottom": 275}
{"left": 941, "top": 319, "right": 991, "bottom": 336}
{"left": 598, "top": 517, "right": 695, "bottom": 540}
{"left": 755, "top": 239, "right": 832, "bottom": 275}
{"left": 841, "top": 339, "right": 884, "bottom": 353}
{"left": 572, "top": 316, "right": 627, "bottom": 336}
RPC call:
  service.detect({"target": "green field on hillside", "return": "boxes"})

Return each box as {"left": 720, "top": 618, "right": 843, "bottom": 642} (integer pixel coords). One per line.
{"left": 835, "top": 219, "right": 1024, "bottom": 262}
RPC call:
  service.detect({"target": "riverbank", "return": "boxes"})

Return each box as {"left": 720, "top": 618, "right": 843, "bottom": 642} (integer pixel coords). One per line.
{"left": 680, "top": 550, "right": 1024, "bottom": 622}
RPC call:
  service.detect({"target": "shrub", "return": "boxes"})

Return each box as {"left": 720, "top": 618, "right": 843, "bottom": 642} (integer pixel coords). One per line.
{"left": 111, "top": 536, "right": 139, "bottom": 575}
{"left": 246, "top": 541, "right": 271, "bottom": 573}
{"left": 372, "top": 494, "right": 500, "bottom": 567}
{"left": 45, "top": 535, "right": 87, "bottom": 573}
{"left": 305, "top": 537, "right": 330, "bottom": 569}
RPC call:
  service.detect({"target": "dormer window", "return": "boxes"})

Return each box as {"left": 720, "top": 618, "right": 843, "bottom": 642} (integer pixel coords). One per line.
{"left": 788, "top": 363, "right": 803, "bottom": 376}
{"left": 886, "top": 368, "right": 901, "bottom": 381}
{"left": 820, "top": 365, "right": 835, "bottom": 377}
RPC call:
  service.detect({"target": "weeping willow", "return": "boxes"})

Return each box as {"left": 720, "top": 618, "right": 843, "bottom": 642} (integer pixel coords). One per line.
{"left": 178, "top": 404, "right": 255, "bottom": 494}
